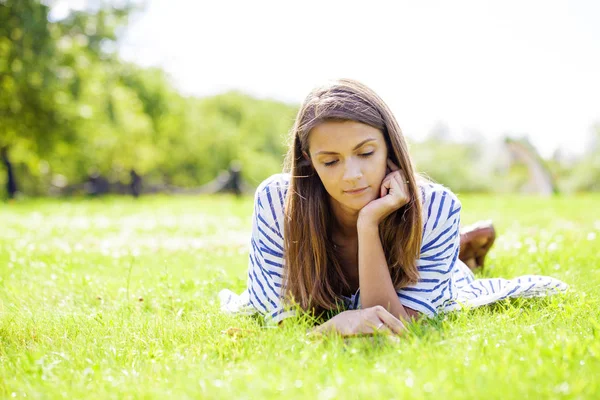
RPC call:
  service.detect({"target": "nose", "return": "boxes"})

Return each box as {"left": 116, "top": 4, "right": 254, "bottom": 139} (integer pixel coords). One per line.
{"left": 342, "top": 159, "right": 363, "bottom": 183}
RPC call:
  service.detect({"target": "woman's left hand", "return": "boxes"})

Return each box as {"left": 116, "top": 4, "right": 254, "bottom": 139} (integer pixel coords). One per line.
{"left": 358, "top": 159, "right": 410, "bottom": 227}
{"left": 308, "top": 306, "right": 406, "bottom": 337}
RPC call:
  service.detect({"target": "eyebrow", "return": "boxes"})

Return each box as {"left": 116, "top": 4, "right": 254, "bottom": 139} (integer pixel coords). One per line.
{"left": 315, "top": 138, "right": 377, "bottom": 155}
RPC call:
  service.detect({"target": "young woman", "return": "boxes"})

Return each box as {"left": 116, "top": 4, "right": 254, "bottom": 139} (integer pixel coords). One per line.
{"left": 220, "top": 79, "right": 568, "bottom": 336}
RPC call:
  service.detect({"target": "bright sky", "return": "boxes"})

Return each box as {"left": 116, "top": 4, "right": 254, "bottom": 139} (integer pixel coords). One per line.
{"left": 78, "top": 0, "right": 600, "bottom": 157}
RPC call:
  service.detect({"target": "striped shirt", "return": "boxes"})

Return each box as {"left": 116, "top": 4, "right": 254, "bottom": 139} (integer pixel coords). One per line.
{"left": 220, "top": 174, "right": 568, "bottom": 323}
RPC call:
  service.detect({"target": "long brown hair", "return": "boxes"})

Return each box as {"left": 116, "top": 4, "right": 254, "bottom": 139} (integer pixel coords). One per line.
{"left": 283, "top": 79, "right": 423, "bottom": 314}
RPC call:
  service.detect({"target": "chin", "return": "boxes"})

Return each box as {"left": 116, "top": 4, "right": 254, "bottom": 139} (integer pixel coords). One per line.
{"left": 341, "top": 197, "right": 373, "bottom": 212}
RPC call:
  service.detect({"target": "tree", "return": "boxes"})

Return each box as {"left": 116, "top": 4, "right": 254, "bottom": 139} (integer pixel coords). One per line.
{"left": 0, "top": 0, "right": 135, "bottom": 197}
{"left": 0, "top": 0, "right": 63, "bottom": 197}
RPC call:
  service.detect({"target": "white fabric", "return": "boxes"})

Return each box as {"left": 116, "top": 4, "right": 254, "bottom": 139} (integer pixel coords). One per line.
{"left": 220, "top": 174, "right": 568, "bottom": 323}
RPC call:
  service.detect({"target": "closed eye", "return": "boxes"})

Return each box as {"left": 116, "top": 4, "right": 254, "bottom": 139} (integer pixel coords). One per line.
{"left": 323, "top": 152, "right": 373, "bottom": 167}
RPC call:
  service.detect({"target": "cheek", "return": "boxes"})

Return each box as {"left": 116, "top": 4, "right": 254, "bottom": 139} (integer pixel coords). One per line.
{"left": 314, "top": 168, "right": 348, "bottom": 200}
{"left": 313, "top": 167, "right": 336, "bottom": 190}
{"left": 371, "top": 153, "right": 388, "bottom": 180}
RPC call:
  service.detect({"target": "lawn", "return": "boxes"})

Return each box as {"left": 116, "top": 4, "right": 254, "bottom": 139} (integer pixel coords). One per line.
{"left": 1, "top": 193, "right": 599, "bottom": 399}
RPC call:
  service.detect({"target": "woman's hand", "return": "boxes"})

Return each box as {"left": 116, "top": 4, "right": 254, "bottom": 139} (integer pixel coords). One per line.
{"left": 309, "top": 305, "right": 406, "bottom": 337}
{"left": 358, "top": 159, "right": 410, "bottom": 227}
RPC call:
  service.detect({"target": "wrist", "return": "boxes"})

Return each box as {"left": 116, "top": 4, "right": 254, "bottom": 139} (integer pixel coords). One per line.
{"left": 357, "top": 215, "right": 379, "bottom": 232}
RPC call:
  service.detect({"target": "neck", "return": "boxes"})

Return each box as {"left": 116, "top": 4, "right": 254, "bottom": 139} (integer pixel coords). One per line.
{"left": 330, "top": 197, "right": 359, "bottom": 239}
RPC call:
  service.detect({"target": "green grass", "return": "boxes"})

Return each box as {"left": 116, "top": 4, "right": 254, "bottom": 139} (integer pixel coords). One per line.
{"left": 1, "top": 193, "right": 599, "bottom": 399}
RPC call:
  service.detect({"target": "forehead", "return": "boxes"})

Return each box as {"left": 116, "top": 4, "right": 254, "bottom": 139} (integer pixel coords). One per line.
{"left": 308, "top": 120, "right": 384, "bottom": 152}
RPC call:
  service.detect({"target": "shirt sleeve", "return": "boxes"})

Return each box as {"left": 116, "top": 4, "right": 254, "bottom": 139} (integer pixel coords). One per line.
{"left": 397, "top": 185, "right": 462, "bottom": 317}
{"left": 246, "top": 177, "right": 296, "bottom": 323}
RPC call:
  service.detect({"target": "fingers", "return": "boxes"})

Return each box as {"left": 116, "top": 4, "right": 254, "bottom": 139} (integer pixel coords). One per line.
{"left": 383, "top": 169, "right": 407, "bottom": 188}
{"left": 380, "top": 177, "right": 389, "bottom": 198}
{"left": 392, "top": 172, "right": 404, "bottom": 188}
{"left": 360, "top": 314, "right": 393, "bottom": 336}
{"left": 374, "top": 324, "right": 392, "bottom": 335}
{"left": 389, "top": 173, "right": 408, "bottom": 200}
{"left": 308, "top": 319, "right": 333, "bottom": 336}
{"left": 362, "top": 318, "right": 384, "bottom": 333}
{"left": 387, "top": 159, "right": 400, "bottom": 172}
{"left": 388, "top": 173, "right": 402, "bottom": 195}
{"left": 394, "top": 169, "right": 409, "bottom": 186}
{"left": 381, "top": 170, "right": 404, "bottom": 196}
{"left": 373, "top": 306, "right": 406, "bottom": 335}
{"left": 379, "top": 171, "right": 410, "bottom": 209}
{"left": 308, "top": 308, "right": 405, "bottom": 338}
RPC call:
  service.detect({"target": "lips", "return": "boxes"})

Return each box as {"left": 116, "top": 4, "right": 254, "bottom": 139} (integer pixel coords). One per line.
{"left": 344, "top": 187, "right": 368, "bottom": 194}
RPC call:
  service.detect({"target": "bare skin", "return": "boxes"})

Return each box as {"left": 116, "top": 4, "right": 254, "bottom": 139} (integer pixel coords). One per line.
{"left": 310, "top": 305, "right": 406, "bottom": 337}
{"left": 305, "top": 120, "right": 495, "bottom": 336}
{"left": 307, "top": 121, "right": 418, "bottom": 335}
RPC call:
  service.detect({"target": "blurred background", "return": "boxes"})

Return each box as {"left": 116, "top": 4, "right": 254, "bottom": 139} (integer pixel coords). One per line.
{"left": 1, "top": 0, "right": 599, "bottom": 199}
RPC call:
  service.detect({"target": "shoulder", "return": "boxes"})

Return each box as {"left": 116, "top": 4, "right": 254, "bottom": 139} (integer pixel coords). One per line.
{"left": 253, "top": 174, "right": 290, "bottom": 228}
{"left": 418, "top": 180, "right": 461, "bottom": 209}
{"left": 255, "top": 173, "right": 290, "bottom": 196}
{"left": 254, "top": 173, "right": 290, "bottom": 205}
{"left": 417, "top": 179, "right": 462, "bottom": 232}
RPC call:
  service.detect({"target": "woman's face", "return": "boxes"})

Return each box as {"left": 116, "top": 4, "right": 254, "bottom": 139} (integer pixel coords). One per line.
{"left": 308, "top": 120, "right": 388, "bottom": 213}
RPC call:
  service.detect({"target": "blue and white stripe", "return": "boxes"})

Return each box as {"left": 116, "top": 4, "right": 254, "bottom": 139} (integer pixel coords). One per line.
{"left": 220, "top": 174, "right": 568, "bottom": 323}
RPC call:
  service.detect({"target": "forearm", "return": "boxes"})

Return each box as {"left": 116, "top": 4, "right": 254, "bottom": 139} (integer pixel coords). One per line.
{"left": 357, "top": 220, "right": 412, "bottom": 322}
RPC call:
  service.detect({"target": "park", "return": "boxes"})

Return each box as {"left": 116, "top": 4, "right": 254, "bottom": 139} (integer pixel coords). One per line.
{"left": 1, "top": 1, "right": 600, "bottom": 398}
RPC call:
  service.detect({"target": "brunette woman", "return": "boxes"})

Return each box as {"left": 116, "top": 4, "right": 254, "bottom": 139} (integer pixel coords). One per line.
{"left": 220, "top": 79, "right": 567, "bottom": 335}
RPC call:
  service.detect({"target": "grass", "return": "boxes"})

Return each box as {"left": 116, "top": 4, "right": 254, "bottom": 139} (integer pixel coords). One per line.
{"left": 1, "top": 193, "right": 599, "bottom": 399}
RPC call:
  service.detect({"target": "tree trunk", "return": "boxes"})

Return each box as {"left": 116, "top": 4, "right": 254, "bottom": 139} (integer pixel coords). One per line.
{"left": 1, "top": 146, "right": 18, "bottom": 199}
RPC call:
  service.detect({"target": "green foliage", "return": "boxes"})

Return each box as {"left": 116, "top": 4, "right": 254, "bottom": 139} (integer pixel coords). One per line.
{"left": 0, "top": 0, "right": 62, "bottom": 149}
{"left": 0, "top": 0, "right": 298, "bottom": 195}
{"left": 553, "top": 127, "right": 600, "bottom": 193}
{"left": 194, "top": 92, "right": 296, "bottom": 185}
{"left": 0, "top": 0, "right": 598, "bottom": 197}
{"left": 0, "top": 0, "right": 136, "bottom": 194}
{"left": 410, "top": 138, "right": 492, "bottom": 192}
